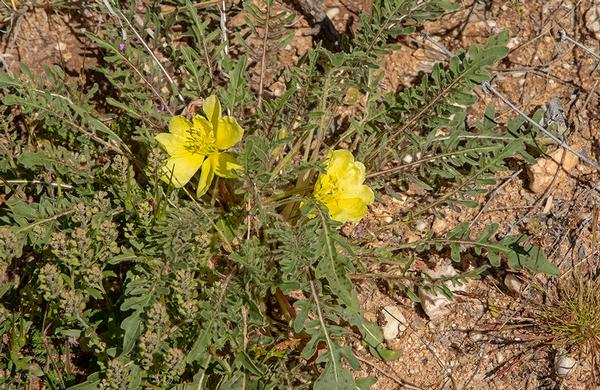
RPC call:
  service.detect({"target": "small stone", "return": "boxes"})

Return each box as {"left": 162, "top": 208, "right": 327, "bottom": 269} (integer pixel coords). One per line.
{"left": 504, "top": 274, "right": 523, "bottom": 295}
{"left": 326, "top": 7, "right": 340, "bottom": 20}
{"left": 542, "top": 195, "right": 554, "bottom": 214}
{"left": 405, "top": 232, "right": 420, "bottom": 243}
{"left": 381, "top": 306, "right": 407, "bottom": 341}
{"left": 507, "top": 37, "right": 520, "bottom": 49}
{"left": 415, "top": 221, "right": 428, "bottom": 232}
{"left": 383, "top": 216, "right": 393, "bottom": 223}
{"left": 431, "top": 217, "right": 448, "bottom": 235}
{"left": 402, "top": 154, "right": 413, "bottom": 164}
{"left": 527, "top": 149, "right": 579, "bottom": 193}
{"left": 418, "top": 265, "right": 467, "bottom": 320}
{"left": 471, "top": 332, "right": 484, "bottom": 341}
{"left": 419, "top": 288, "right": 449, "bottom": 319}
{"left": 555, "top": 355, "right": 576, "bottom": 378}
{"left": 54, "top": 41, "right": 67, "bottom": 51}
{"left": 497, "top": 352, "right": 505, "bottom": 363}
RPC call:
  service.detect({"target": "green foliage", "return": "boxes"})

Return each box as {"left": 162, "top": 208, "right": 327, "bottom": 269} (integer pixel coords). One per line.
{"left": 411, "top": 222, "right": 559, "bottom": 275}
{"left": 535, "top": 276, "right": 600, "bottom": 352}
{"left": 0, "top": 1, "right": 559, "bottom": 388}
{"left": 354, "top": 0, "right": 459, "bottom": 56}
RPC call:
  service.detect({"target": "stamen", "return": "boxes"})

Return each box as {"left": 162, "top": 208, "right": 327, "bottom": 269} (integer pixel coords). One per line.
{"left": 184, "top": 126, "right": 218, "bottom": 155}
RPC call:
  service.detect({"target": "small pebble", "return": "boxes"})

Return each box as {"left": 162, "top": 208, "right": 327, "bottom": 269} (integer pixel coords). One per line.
{"left": 381, "top": 306, "right": 407, "bottom": 341}
{"left": 555, "top": 355, "right": 576, "bottom": 378}
{"left": 507, "top": 37, "right": 520, "bottom": 49}
{"left": 326, "top": 7, "right": 340, "bottom": 20}
{"left": 527, "top": 149, "right": 578, "bottom": 193}
{"left": 504, "top": 274, "right": 523, "bottom": 295}
{"left": 419, "top": 265, "right": 467, "bottom": 320}
{"left": 431, "top": 217, "right": 448, "bottom": 235}
{"left": 415, "top": 221, "right": 428, "bottom": 232}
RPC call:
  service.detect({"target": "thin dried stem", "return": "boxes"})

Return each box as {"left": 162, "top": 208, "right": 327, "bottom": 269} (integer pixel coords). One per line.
{"left": 482, "top": 82, "right": 600, "bottom": 171}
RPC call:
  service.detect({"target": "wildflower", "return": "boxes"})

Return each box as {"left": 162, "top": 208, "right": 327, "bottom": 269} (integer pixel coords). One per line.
{"left": 155, "top": 95, "right": 243, "bottom": 196}
{"left": 119, "top": 29, "right": 127, "bottom": 52}
{"left": 313, "top": 150, "right": 374, "bottom": 223}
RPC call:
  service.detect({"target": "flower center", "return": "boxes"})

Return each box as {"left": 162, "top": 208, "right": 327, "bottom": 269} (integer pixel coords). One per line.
{"left": 184, "top": 127, "right": 218, "bottom": 155}
{"left": 314, "top": 175, "right": 339, "bottom": 204}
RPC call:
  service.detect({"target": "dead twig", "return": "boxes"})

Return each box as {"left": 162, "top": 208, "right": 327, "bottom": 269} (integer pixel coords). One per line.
{"left": 355, "top": 355, "right": 423, "bottom": 390}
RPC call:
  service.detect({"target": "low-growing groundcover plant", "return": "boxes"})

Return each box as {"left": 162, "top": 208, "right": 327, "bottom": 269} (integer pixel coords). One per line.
{"left": 0, "top": 0, "right": 562, "bottom": 388}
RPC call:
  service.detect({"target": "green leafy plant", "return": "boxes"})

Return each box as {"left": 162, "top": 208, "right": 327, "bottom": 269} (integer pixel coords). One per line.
{"left": 0, "top": 0, "right": 562, "bottom": 388}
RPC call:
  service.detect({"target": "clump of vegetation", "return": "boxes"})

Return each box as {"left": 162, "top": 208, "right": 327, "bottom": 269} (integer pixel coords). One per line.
{"left": 536, "top": 276, "right": 600, "bottom": 354}
{"left": 0, "top": 0, "right": 564, "bottom": 388}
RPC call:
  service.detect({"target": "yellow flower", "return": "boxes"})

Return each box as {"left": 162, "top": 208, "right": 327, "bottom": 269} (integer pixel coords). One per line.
{"left": 155, "top": 95, "right": 243, "bottom": 196}
{"left": 313, "top": 150, "right": 374, "bottom": 223}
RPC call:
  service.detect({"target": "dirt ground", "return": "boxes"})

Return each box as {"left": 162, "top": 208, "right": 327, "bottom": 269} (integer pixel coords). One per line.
{"left": 2, "top": 0, "right": 599, "bottom": 389}
{"left": 346, "top": 1, "right": 600, "bottom": 389}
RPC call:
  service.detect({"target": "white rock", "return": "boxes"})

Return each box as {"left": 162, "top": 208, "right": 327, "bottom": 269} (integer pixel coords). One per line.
{"left": 555, "top": 355, "right": 577, "bottom": 378}
{"left": 415, "top": 221, "right": 428, "bottom": 232}
{"left": 504, "top": 274, "right": 523, "bottom": 295}
{"left": 54, "top": 41, "right": 67, "bottom": 51}
{"left": 381, "top": 306, "right": 407, "bottom": 341}
{"left": 506, "top": 37, "right": 521, "bottom": 49}
{"left": 418, "top": 265, "right": 467, "bottom": 320}
{"left": 326, "top": 7, "right": 340, "bottom": 20}
{"left": 431, "top": 217, "right": 448, "bottom": 235}
{"left": 527, "top": 148, "right": 578, "bottom": 193}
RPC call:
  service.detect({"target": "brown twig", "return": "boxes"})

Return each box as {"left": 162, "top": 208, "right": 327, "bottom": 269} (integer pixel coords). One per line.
{"left": 355, "top": 355, "right": 423, "bottom": 390}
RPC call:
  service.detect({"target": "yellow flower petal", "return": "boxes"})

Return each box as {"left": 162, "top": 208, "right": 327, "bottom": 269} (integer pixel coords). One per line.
{"left": 327, "top": 198, "right": 369, "bottom": 223}
{"left": 203, "top": 95, "right": 221, "bottom": 130}
{"left": 215, "top": 117, "right": 244, "bottom": 150}
{"left": 161, "top": 154, "right": 204, "bottom": 188}
{"left": 327, "top": 149, "right": 353, "bottom": 169}
{"left": 343, "top": 184, "right": 374, "bottom": 205}
{"left": 155, "top": 133, "right": 189, "bottom": 157}
{"left": 312, "top": 149, "right": 374, "bottom": 223}
{"left": 197, "top": 156, "right": 216, "bottom": 197}
{"left": 169, "top": 115, "right": 192, "bottom": 137}
{"left": 213, "top": 152, "right": 242, "bottom": 178}
{"left": 192, "top": 115, "right": 214, "bottom": 135}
